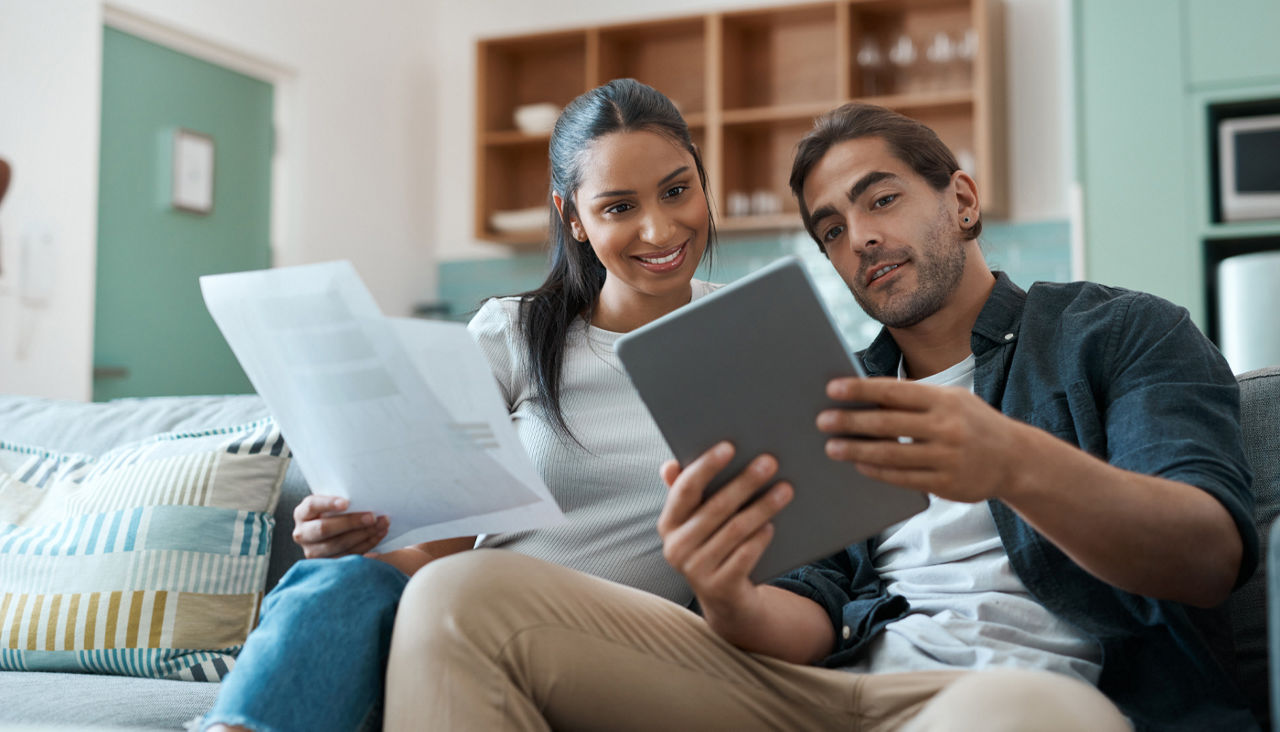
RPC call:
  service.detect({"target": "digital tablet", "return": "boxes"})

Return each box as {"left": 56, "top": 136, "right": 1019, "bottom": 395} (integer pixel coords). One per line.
{"left": 615, "top": 256, "right": 928, "bottom": 582}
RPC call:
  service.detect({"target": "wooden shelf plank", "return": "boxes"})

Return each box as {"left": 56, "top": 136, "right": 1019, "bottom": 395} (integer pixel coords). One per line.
{"left": 717, "top": 213, "right": 805, "bottom": 232}
{"left": 721, "top": 102, "right": 843, "bottom": 125}
{"left": 484, "top": 130, "right": 552, "bottom": 146}
{"left": 857, "top": 89, "right": 974, "bottom": 110}
{"left": 480, "top": 229, "right": 549, "bottom": 247}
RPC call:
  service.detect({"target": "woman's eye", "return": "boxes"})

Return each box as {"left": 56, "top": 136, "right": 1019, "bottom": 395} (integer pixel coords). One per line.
{"left": 604, "top": 202, "right": 633, "bottom": 215}
{"left": 872, "top": 193, "right": 898, "bottom": 209}
{"left": 662, "top": 185, "right": 689, "bottom": 199}
{"left": 822, "top": 224, "right": 845, "bottom": 242}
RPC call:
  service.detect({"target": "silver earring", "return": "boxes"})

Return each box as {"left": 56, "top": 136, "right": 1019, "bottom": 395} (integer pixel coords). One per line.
{"left": 963, "top": 216, "right": 971, "bottom": 224}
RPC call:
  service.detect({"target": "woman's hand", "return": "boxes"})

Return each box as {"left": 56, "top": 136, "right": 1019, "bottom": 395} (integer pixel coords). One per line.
{"left": 291, "top": 495, "right": 389, "bottom": 559}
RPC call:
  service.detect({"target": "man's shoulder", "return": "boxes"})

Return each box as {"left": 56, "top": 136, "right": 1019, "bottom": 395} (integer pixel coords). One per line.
{"left": 1025, "top": 279, "right": 1187, "bottom": 323}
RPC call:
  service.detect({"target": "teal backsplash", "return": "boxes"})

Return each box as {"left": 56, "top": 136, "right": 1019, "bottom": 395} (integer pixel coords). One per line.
{"left": 438, "top": 219, "right": 1071, "bottom": 351}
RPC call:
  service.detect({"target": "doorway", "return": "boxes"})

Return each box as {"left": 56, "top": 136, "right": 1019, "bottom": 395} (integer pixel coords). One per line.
{"left": 93, "top": 25, "right": 274, "bottom": 400}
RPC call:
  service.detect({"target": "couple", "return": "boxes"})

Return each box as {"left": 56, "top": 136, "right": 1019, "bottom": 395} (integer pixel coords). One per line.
{"left": 204, "top": 80, "right": 1256, "bottom": 731}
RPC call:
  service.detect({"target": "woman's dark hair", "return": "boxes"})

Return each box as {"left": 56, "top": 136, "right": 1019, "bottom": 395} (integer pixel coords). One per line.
{"left": 513, "top": 78, "right": 715, "bottom": 443}
{"left": 788, "top": 102, "right": 981, "bottom": 250}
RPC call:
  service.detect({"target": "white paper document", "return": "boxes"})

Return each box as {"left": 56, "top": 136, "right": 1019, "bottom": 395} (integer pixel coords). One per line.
{"left": 200, "top": 261, "right": 565, "bottom": 551}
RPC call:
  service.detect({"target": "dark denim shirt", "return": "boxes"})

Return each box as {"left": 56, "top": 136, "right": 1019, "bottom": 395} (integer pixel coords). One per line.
{"left": 772, "top": 273, "right": 1259, "bottom": 732}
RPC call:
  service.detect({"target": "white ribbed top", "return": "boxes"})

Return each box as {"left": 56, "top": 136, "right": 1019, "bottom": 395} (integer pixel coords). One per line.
{"left": 470, "top": 281, "right": 718, "bottom": 606}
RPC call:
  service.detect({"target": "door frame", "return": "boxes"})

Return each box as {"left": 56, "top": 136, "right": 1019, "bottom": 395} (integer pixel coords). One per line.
{"left": 101, "top": 3, "right": 297, "bottom": 267}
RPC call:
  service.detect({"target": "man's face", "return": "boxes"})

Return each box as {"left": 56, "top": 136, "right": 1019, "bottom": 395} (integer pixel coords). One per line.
{"left": 801, "top": 137, "right": 967, "bottom": 329}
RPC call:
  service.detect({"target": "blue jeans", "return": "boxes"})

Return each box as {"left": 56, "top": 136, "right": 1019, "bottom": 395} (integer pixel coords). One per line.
{"left": 202, "top": 556, "right": 410, "bottom": 732}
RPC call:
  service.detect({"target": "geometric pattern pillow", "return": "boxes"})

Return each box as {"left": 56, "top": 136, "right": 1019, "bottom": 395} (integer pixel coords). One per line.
{"left": 0, "top": 419, "right": 289, "bottom": 681}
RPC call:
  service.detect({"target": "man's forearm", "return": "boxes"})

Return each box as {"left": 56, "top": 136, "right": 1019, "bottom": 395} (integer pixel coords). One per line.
{"left": 1002, "top": 424, "right": 1242, "bottom": 607}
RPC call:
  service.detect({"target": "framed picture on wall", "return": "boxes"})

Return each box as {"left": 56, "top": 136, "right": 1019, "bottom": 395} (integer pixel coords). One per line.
{"left": 172, "top": 128, "right": 215, "bottom": 214}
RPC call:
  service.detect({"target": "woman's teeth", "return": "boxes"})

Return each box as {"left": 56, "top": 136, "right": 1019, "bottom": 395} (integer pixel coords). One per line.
{"left": 639, "top": 246, "right": 682, "bottom": 265}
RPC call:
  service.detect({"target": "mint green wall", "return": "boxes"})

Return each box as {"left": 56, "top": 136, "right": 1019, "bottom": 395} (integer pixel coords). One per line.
{"left": 1074, "top": 0, "right": 1280, "bottom": 328}
{"left": 1184, "top": 0, "right": 1280, "bottom": 89}
{"left": 1073, "top": 1, "right": 1198, "bottom": 316}
{"left": 439, "top": 220, "right": 1071, "bottom": 352}
{"left": 95, "top": 27, "right": 272, "bottom": 400}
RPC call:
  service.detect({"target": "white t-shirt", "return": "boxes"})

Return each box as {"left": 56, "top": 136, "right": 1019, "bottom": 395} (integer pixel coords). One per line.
{"left": 846, "top": 354, "right": 1104, "bottom": 684}
{"left": 467, "top": 281, "right": 719, "bottom": 606}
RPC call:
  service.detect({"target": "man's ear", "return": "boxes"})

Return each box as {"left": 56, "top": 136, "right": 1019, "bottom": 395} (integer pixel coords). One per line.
{"left": 552, "top": 192, "right": 587, "bottom": 242}
{"left": 951, "top": 170, "right": 980, "bottom": 229}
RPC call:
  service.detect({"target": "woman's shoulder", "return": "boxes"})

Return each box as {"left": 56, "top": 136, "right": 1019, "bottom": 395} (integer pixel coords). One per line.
{"left": 469, "top": 295, "right": 523, "bottom": 328}
{"left": 691, "top": 279, "right": 723, "bottom": 299}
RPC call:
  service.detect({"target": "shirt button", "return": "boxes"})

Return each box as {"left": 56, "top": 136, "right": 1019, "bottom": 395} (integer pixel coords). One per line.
{"left": 842, "top": 625, "right": 851, "bottom": 640}
{"left": 1004, "top": 332, "right": 1015, "bottom": 341}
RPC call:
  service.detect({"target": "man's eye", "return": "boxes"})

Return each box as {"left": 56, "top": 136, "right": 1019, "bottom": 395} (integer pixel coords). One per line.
{"left": 873, "top": 194, "right": 898, "bottom": 209}
{"left": 663, "top": 185, "right": 688, "bottom": 199}
{"left": 604, "top": 202, "right": 633, "bottom": 215}
{"left": 822, "top": 224, "right": 845, "bottom": 242}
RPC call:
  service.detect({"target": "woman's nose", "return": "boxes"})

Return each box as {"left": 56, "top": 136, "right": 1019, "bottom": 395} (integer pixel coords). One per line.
{"left": 640, "top": 210, "right": 677, "bottom": 245}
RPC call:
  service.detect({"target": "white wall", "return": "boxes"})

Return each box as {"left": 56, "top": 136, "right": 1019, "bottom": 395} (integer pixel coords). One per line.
{"left": 0, "top": 1, "right": 103, "bottom": 400}
{"left": 430, "top": 0, "right": 1075, "bottom": 262}
{"left": 0, "top": 0, "right": 1070, "bottom": 400}
{"left": 0, "top": 0, "right": 438, "bottom": 400}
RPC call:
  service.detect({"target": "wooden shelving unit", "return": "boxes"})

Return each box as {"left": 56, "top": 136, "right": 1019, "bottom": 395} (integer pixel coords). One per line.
{"left": 476, "top": 0, "right": 1004, "bottom": 247}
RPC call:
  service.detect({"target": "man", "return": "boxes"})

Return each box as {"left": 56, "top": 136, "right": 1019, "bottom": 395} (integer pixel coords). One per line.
{"left": 383, "top": 104, "right": 1257, "bottom": 731}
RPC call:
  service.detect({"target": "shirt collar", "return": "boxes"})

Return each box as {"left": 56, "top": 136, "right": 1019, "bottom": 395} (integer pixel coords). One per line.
{"left": 860, "top": 271, "right": 1026, "bottom": 377}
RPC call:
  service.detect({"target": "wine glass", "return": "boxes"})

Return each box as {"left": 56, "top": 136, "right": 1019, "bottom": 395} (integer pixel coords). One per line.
{"left": 955, "top": 28, "right": 978, "bottom": 89}
{"left": 855, "top": 35, "right": 885, "bottom": 97}
{"left": 887, "top": 33, "right": 918, "bottom": 94}
{"left": 925, "top": 31, "right": 956, "bottom": 91}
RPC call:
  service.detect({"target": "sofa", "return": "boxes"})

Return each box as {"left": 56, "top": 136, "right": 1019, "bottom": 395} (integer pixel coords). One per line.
{"left": 0, "top": 394, "right": 308, "bottom": 730}
{"left": 0, "top": 366, "right": 1277, "bottom": 731}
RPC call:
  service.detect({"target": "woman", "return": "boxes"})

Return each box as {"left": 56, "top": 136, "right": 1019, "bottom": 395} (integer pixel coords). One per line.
{"left": 202, "top": 78, "right": 719, "bottom": 732}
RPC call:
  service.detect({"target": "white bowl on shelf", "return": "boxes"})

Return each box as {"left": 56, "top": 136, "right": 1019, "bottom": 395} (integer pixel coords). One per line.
{"left": 513, "top": 103, "right": 560, "bottom": 134}
{"left": 489, "top": 206, "right": 547, "bottom": 233}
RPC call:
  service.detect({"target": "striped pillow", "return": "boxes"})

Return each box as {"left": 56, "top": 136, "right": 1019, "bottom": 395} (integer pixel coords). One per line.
{"left": 0, "top": 419, "right": 289, "bottom": 681}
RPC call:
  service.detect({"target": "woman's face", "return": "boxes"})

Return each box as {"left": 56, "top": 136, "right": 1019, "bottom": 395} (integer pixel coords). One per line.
{"left": 563, "top": 130, "right": 709, "bottom": 328}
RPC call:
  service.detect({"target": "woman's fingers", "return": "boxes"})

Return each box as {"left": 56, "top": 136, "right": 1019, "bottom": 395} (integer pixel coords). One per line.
{"left": 293, "top": 514, "right": 388, "bottom": 557}
{"left": 303, "top": 522, "right": 385, "bottom": 559}
{"left": 294, "top": 494, "right": 349, "bottom": 523}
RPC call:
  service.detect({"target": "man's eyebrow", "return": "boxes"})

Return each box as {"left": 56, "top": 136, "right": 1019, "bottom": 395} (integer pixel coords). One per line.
{"left": 847, "top": 171, "right": 897, "bottom": 203}
{"left": 593, "top": 166, "right": 690, "bottom": 199}
{"left": 808, "top": 171, "right": 899, "bottom": 224}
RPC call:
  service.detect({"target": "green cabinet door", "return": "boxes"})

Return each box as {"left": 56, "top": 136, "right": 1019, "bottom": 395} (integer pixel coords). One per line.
{"left": 94, "top": 27, "right": 273, "bottom": 400}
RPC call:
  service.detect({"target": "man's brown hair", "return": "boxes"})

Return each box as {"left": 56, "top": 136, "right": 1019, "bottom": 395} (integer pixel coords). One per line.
{"left": 788, "top": 103, "right": 981, "bottom": 249}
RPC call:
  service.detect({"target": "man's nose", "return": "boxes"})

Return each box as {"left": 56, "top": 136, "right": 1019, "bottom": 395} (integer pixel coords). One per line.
{"left": 845, "top": 220, "right": 881, "bottom": 253}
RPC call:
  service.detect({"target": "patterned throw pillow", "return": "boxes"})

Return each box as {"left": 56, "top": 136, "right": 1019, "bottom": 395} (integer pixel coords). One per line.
{"left": 0, "top": 420, "right": 289, "bottom": 681}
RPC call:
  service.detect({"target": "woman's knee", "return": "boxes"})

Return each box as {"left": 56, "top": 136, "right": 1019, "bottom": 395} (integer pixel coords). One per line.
{"left": 262, "top": 555, "right": 407, "bottom": 618}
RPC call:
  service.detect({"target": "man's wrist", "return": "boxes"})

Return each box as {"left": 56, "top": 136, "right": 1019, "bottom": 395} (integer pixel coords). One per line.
{"left": 996, "top": 419, "right": 1046, "bottom": 504}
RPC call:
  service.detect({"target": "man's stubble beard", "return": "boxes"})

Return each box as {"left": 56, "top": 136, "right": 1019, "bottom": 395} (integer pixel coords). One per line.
{"left": 852, "top": 212, "right": 968, "bottom": 329}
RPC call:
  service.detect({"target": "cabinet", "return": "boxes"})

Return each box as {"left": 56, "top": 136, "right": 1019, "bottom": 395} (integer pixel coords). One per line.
{"left": 476, "top": 0, "right": 1005, "bottom": 247}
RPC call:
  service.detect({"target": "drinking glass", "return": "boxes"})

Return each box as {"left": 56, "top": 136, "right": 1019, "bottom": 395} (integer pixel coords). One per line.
{"left": 855, "top": 35, "right": 885, "bottom": 97}
{"left": 925, "top": 31, "right": 956, "bottom": 90}
{"left": 887, "top": 33, "right": 918, "bottom": 94}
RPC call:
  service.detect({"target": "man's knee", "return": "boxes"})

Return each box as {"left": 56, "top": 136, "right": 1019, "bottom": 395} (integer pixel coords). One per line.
{"left": 906, "top": 669, "right": 1131, "bottom": 732}
{"left": 395, "top": 550, "right": 551, "bottom": 652}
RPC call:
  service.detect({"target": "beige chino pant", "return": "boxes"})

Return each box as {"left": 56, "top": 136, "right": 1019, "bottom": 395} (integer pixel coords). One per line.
{"left": 384, "top": 550, "right": 1129, "bottom": 731}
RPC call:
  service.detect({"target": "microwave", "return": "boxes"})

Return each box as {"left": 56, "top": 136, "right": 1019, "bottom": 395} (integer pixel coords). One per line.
{"left": 1219, "top": 113, "right": 1280, "bottom": 222}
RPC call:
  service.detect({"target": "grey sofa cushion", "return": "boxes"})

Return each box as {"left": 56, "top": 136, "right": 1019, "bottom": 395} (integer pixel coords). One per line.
{"left": 1229, "top": 366, "right": 1280, "bottom": 728}
{"left": 0, "top": 670, "right": 219, "bottom": 730}
{"left": 0, "top": 394, "right": 307, "bottom": 592}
